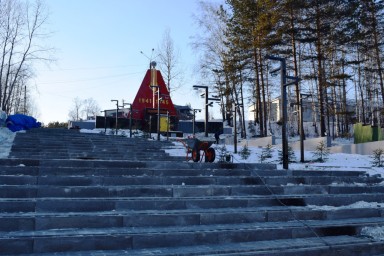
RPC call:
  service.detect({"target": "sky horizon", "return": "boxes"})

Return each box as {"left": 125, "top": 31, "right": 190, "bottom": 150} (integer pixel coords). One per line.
{"left": 31, "top": 0, "right": 223, "bottom": 124}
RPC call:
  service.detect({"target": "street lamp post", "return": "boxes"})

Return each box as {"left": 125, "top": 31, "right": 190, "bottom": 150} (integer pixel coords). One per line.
{"left": 299, "top": 93, "right": 312, "bottom": 162}
{"left": 149, "top": 61, "right": 158, "bottom": 139}
{"left": 266, "top": 56, "right": 288, "bottom": 169}
{"left": 233, "top": 103, "right": 243, "bottom": 153}
{"left": 267, "top": 55, "right": 300, "bottom": 169}
{"left": 157, "top": 95, "right": 162, "bottom": 141}
{"left": 150, "top": 85, "right": 161, "bottom": 141}
{"left": 100, "top": 110, "right": 107, "bottom": 134}
{"left": 192, "top": 109, "right": 201, "bottom": 136}
{"left": 166, "top": 111, "right": 170, "bottom": 141}
{"left": 111, "top": 100, "right": 119, "bottom": 135}
{"left": 129, "top": 104, "right": 133, "bottom": 138}
{"left": 123, "top": 103, "right": 133, "bottom": 138}
{"left": 193, "top": 85, "right": 220, "bottom": 137}
{"left": 193, "top": 85, "right": 208, "bottom": 137}
{"left": 234, "top": 104, "right": 238, "bottom": 154}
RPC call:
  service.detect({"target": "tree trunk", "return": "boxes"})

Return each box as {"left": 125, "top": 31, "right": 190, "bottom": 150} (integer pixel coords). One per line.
{"left": 315, "top": 5, "right": 327, "bottom": 137}
{"left": 239, "top": 68, "right": 246, "bottom": 138}
{"left": 258, "top": 49, "right": 267, "bottom": 137}
{"left": 253, "top": 47, "right": 264, "bottom": 136}
{"left": 289, "top": 5, "right": 300, "bottom": 136}
{"left": 368, "top": 1, "right": 384, "bottom": 105}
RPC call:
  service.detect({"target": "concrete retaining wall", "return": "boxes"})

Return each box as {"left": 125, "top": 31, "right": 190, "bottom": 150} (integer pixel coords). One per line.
{"left": 329, "top": 140, "right": 384, "bottom": 155}
{"left": 231, "top": 136, "right": 329, "bottom": 151}
{"left": 225, "top": 136, "right": 275, "bottom": 148}
{"left": 226, "top": 135, "right": 384, "bottom": 155}
{"left": 290, "top": 137, "right": 331, "bottom": 151}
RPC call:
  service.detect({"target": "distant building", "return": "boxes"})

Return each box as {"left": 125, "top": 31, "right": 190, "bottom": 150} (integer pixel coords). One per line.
{"left": 174, "top": 105, "right": 193, "bottom": 120}
{"left": 68, "top": 120, "right": 95, "bottom": 130}
{"left": 95, "top": 64, "right": 178, "bottom": 131}
{"left": 104, "top": 108, "right": 130, "bottom": 118}
{"left": 95, "top": 66, "right": 198, "bottom": 132}
{"left": 248, "top": 97, "right": 315, "bottom": 123}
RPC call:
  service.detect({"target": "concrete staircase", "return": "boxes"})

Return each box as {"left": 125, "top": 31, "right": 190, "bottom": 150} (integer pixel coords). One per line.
{"left": 8, "top": 128, "right": 179, "bottom": 161}
{"left": 1, "top": 128, "right": 384, "bottom": 255}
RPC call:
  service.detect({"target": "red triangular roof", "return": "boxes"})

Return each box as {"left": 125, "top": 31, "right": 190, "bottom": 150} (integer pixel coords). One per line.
{"left": 131, "top": 69, "right": 177, "bottom": 120}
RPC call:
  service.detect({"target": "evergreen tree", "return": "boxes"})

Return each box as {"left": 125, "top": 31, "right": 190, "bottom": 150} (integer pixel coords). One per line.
{"left": 312, "top": 141, "right": 330, "bottom": 162}
{"left": 239, "top": 144, "right": 251, "bottom": 160}
{"left": 225, "top": 0, "right": 280, "bottom": 137}
{"left": 192, "top": 1, "right": 384, "bottom": 136}
{"left": 357, "top": 0, "right": 384, "bottom": 110}
{"left": 259, "top": 143, "right": 274, "bottom": 163}
{"left": 278, "top": 144, "right": 295, "bottom": 163}
{"left": 371, "top": 148, "right": 384, "bottom": 167}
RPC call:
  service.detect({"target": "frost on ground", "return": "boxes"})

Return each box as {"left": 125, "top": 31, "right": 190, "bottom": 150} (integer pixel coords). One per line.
{"left": 0, "top": 127, "right": 16, "bottom": 158}
{"left": 307, "top": 201, "right": 384, "bottom": 211}
{"left": 361, "top": 226, "right": 384, "bottom": 241}
{"left": 307, "top": 201, "right": 384, "bottom": 241}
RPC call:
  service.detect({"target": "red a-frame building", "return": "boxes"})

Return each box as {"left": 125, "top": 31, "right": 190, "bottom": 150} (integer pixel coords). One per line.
{"left": 130, "top": 67, "right": 178, "bottom": 131}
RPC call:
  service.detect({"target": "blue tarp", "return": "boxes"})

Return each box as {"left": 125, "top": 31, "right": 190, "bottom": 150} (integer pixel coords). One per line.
{"left": 6, "top": 114, "right": 41, "bottom": 132}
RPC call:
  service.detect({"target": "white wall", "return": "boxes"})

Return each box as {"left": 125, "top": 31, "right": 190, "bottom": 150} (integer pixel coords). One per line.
{"left": 329, "top": 141, "right": 384, "bottom": 155}
{"left": 225, "top": 136, "right": 275, "bottom": 148}
{"left": 289, "top": 137, "right": 331, "bottom": 151}
{"left": 225, "top": 135, "right": 384, "bottom": 155}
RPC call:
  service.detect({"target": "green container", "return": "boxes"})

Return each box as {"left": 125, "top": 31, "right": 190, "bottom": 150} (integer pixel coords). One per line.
{"left": 354, "top": 123, "right": 384, "bottom": 144}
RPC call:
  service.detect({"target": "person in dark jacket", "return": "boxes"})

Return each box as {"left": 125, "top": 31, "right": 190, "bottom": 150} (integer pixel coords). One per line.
{"left": 214, "top": 129, "right": 222, "bottom": 144}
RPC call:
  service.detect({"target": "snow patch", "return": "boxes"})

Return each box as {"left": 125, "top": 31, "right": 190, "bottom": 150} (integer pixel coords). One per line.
{"left": 361, "top": 226, "right": 384, "bottom": 241}
{"left": 0, "top": 127, "right": 16, "bottom": 159}
{"left": 308, "top": 201, "right": 384, "bottom": 210}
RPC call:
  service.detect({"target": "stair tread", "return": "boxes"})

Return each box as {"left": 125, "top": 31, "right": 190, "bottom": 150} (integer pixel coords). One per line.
{"left": 2, "top": 217, "right": 384, "bottom": 238}
{"left": 28, "top": 236, "right": 382, "bottom": 256}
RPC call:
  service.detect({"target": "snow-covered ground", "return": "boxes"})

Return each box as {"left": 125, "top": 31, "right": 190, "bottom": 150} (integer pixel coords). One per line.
{"left": 0, "top": 127, "right": 16, "bottom": 158}
{"left": 1, "top": 127, "right": 384, "bottom": 241}
{"left": 165, "top": 134, "right": 383, "bottom": 178}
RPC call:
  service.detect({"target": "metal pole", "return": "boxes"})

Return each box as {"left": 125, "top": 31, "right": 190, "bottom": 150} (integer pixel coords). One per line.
{"left": 116, "top": 103, "right": 118, "bottom": 135}
{"left": 24, "top": 85, "right": 27, "bottom": 114}
{"left": 129, "top": 104, "right": 133, "bottom": 138}
{"left": 157, "top": 89, "right": 161, "bottom": 141}
{"left": 150, "top": 85, "right": 158, "bottom": 139}
{"left": 281, "top": 59, "right": 288, "bottom": 169}
{"left": 192, "top": 109, "right": 201, "bottom": 136}
{"left": 266, "top": 55, "right": 288, "bottom": 169}
{"left": 205, "top": 87, "right": 208, "bottom": 137}
{"left": 101, "top": 110, "right": 107, "bottom": 134}
{"left": 234, "top": 103, "right": 238, "bottom": 154}
{"left": 150, "top": 61, "right": 156, "bottom": 138}
{"left": 167, "top": 111, "right": 169, "bottom": 141}
{"left": 193, "top": 110, "right": 196, "bottom": 136}
{"left": 193, "top": 85, "right": 212, "bottom": 138}
{"left": 300, "top": 95, "right": 304, "bottom": 162}
{"left": 111, "top": 100, "right": 119, "bottom": 135}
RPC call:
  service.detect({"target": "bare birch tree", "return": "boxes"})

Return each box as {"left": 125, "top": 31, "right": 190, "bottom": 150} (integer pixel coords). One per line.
{"left": 68, "top": 97, "right": 100, "bottom": 121}
{"left": 68, "top": 97, "right": 83, "bottom": 121}
{"left": 82, "top": 98, "right": 101, "bottom": 119}
{"left": 191, "top": 1, "right": 231, "bottom": 123}
{"left": 157, "top": 28, "right": 184, "bottom": 94}
{"left": 0, "top": 0, "right": 52, "bottom": 114}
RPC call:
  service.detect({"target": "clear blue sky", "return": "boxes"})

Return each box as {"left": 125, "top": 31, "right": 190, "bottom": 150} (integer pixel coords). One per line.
{"left": 33, "top": 0, "right": 222, "bottom": 124}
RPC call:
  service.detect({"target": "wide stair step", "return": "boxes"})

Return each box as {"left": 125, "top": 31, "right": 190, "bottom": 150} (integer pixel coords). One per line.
{"left": 9, "top": 128, "right": 179, "bottom": 161}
